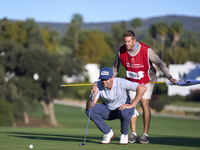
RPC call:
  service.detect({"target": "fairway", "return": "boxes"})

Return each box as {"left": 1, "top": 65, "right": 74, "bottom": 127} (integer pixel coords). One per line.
{"left": 0, "top": 104, "right": 200, "bottom": 150}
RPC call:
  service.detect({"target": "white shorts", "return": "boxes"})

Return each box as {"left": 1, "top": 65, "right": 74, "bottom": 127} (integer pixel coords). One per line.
{"left": 128, "top": 83, "right": 154, "bottom": 100}
{"left": 129, "top": 83, "right": 154, "bottom": 117}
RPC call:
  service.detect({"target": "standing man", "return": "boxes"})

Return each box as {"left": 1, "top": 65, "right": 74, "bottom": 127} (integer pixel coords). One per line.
{"left": 86, "top": 67, "right": 146, "bottom": 145}
{"left": 111, "top": 30, "right": 177, "bottom": 144}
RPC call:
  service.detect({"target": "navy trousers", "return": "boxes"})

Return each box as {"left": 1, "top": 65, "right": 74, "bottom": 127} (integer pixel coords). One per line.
{"left": 85, "top": 103, "right": 134, "bottom": 135}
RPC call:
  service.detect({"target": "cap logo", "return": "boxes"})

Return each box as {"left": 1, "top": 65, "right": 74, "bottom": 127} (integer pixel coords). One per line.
{"left": 101, "top": 71, "right": 109, "bottom": 75}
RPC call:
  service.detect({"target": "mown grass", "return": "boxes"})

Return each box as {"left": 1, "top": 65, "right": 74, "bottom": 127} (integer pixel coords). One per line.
{"left": 0, "top": 104, "right": 200, "bottom": 150}
{"left": 171, "top": 101, "right": 200, "bottom": 107}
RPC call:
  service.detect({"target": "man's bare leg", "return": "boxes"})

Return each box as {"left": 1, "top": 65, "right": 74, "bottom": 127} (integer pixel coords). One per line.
{"left": 139, "top": 98, "right": 151, "bottom": 143}
{"left": 141, "top": 98, "right": 151, "bottom": 134}
{"left": 128, "top": 106, "right": 138, "bottom": 143}
{"left": 130, "top": 116, "right": 137, "bottom": 133}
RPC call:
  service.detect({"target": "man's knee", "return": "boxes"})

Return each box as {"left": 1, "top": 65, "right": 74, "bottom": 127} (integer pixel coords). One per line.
{"left": 85, "top": 108, "right": 99, "bottom": 119}
{"left": 141, "top": 99, "right": 150, "bottom": 109}
{"left": 120, "top": 108, "right": 134, "bottom": 120}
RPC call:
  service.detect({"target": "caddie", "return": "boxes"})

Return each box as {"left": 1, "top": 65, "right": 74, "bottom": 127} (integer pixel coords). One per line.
{"left": 112, "top": 30, "right": 177, "bottom": 143}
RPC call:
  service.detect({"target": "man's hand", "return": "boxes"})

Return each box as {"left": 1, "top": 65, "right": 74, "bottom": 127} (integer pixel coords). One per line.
{"left": 87, "top": 82, "right": 98, "bottom": 110}
{"left": 91, "top": 82, "right": 98, "bottom": 97}
{"left": 170, "top": 78, "right": 177, "bottom": 85}
{"left": 119, "top": 103, "right": 132, "bottom": 111}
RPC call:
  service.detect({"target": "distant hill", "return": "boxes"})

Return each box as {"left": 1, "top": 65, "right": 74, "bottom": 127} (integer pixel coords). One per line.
{"left": 81, "top": 15, "right": 200, "bottom": 33}
{"left": 10, "top": 15, "right": 200, "bottom": 35}
{"left": 140, "top": 15, "right": 200, "bottom": 32}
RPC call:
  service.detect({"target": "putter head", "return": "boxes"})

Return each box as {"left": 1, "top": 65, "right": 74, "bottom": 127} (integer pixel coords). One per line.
{"left": 79, "top": 143, "right": 85, "bottom": 146}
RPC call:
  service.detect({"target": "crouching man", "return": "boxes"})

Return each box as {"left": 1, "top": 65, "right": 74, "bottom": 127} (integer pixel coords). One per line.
{"left": 86, "top": 67, "right": 146, "bottom": 144}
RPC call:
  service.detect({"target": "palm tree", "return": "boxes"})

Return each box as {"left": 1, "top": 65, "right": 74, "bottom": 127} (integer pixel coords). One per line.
{"left": 130, "top": 18, "right": 142, "bottom": 32}
{"left": 110, "top": 23, "right": 124, "bottom": 51}
{"left": 120, "top": 21, "right": 127, "bottom": 31}
{"left": 169, "top": 21, "right": 183, "bottom": 63}
{"left": 156, "top": 22, "right": 169, "bottom": 61}
{"left": 148, "top": 24, "right": 157, "bottom": 51}
{"left": 71, "top": 14, "right": 83, "bottom": 50}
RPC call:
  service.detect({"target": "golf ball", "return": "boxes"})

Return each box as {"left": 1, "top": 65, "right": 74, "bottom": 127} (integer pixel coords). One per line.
{"left": 29, "top": 144, "right": 33, "bottom": 149}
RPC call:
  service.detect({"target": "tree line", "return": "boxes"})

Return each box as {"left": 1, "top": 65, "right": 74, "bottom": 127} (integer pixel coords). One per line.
{"left": 0, "top": 14, "right": 200, "bottom": 126}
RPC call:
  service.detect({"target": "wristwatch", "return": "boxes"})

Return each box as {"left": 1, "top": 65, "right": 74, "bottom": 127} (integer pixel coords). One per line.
{"left": 168, "top": 75, "right": 172, "bottom": 80}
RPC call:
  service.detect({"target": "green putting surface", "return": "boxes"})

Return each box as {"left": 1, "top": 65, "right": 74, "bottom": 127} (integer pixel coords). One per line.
{"left": 0, "top": 104, "right": 200, "bottom": 150}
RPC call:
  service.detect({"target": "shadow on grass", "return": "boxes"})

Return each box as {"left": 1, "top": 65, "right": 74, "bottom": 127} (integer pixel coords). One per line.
{"left": 2, "top": 132, "right": 200, "bottom": 147}
{"left": 1, "top": 132, "right": 103, "bottom": 144}
{"left": 150, "top": 135, "right": 200, "bottom": 148}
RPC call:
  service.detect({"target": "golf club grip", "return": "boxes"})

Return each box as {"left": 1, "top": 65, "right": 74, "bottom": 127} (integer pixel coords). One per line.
{"left": 91, "top": 91, "right": 95, "bottom": 101}
{"left": 91, "top": 81, "right": 97, "bottom": 101}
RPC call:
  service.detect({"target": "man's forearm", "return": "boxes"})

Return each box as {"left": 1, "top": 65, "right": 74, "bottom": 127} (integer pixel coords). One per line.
{"left": 149, "top": 48, "right": 171, "bottom": 79}
{"left": 111, "top": 51, "right": 120, "bottom": 77}
{"left": 86, "top": 98, "right": 92, "bottom": 110}
{"left": 130, "top": 85, "right": 147, "bottom": 107}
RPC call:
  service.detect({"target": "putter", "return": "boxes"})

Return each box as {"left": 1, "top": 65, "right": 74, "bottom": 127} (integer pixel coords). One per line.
{"left": 79, "top": 91, "right": 95, "bottom": 146}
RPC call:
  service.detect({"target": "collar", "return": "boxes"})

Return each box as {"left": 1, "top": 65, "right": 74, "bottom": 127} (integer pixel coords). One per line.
{"left": 127, "top": 42, "right": 138, "bottom": 51}
{"left": 133, "top": 42, "right": 138, "bottom": 50}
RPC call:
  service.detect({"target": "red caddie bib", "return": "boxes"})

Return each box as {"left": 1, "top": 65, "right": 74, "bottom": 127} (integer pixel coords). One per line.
{"left": 119, "top": 42, "right": 155, "bottom": 84}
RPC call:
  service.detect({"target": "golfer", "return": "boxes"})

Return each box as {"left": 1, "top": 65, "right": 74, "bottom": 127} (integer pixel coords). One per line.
{"left": 112, "top": 30, "right": 177, "bottom": 143}
{"left": 86, "top": 67, "right": 146, "bottom": 145}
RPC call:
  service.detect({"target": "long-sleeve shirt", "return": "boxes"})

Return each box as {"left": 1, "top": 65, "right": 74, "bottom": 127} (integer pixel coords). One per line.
{"left": 111, "top": 42, "right": 171, "bottom": 82}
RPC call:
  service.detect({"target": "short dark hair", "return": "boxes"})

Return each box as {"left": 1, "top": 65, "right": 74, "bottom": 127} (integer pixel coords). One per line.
{"left": 123, "top": 30, "right": 135, "bottom": 39}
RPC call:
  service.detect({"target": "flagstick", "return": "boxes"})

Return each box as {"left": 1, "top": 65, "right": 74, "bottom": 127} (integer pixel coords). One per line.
{"left": 60, "top": 81, "right": 166, "bottom": 87}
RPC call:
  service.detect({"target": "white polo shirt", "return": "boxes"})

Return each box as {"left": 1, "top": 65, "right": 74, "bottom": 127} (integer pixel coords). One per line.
{"left": 96, "top": 77, "right": 138, "bottom": 110}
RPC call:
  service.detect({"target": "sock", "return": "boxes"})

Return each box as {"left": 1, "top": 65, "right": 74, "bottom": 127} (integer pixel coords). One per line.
{"left": 143, "top": 133, "right": 148, "bottom": 137}
{"left": 131, "top": 132, "right": 137, "bottom": 136}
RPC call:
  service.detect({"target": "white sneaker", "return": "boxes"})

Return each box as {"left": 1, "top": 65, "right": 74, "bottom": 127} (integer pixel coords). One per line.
{"left": 101, "top": 129, "right": 115, "bottom": 144}
{"left": 119, "top": 134, "right": 128, "bottom": 145}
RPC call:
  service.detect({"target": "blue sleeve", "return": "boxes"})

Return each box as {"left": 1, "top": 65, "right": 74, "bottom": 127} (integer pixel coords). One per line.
{"left": 94, "top": 81, "right": 101, "bottom": 100}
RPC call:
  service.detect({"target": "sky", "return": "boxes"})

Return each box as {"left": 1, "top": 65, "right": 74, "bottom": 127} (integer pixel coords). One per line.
{"left": 1, "top": 0, "right": 200, "bottom": 23}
